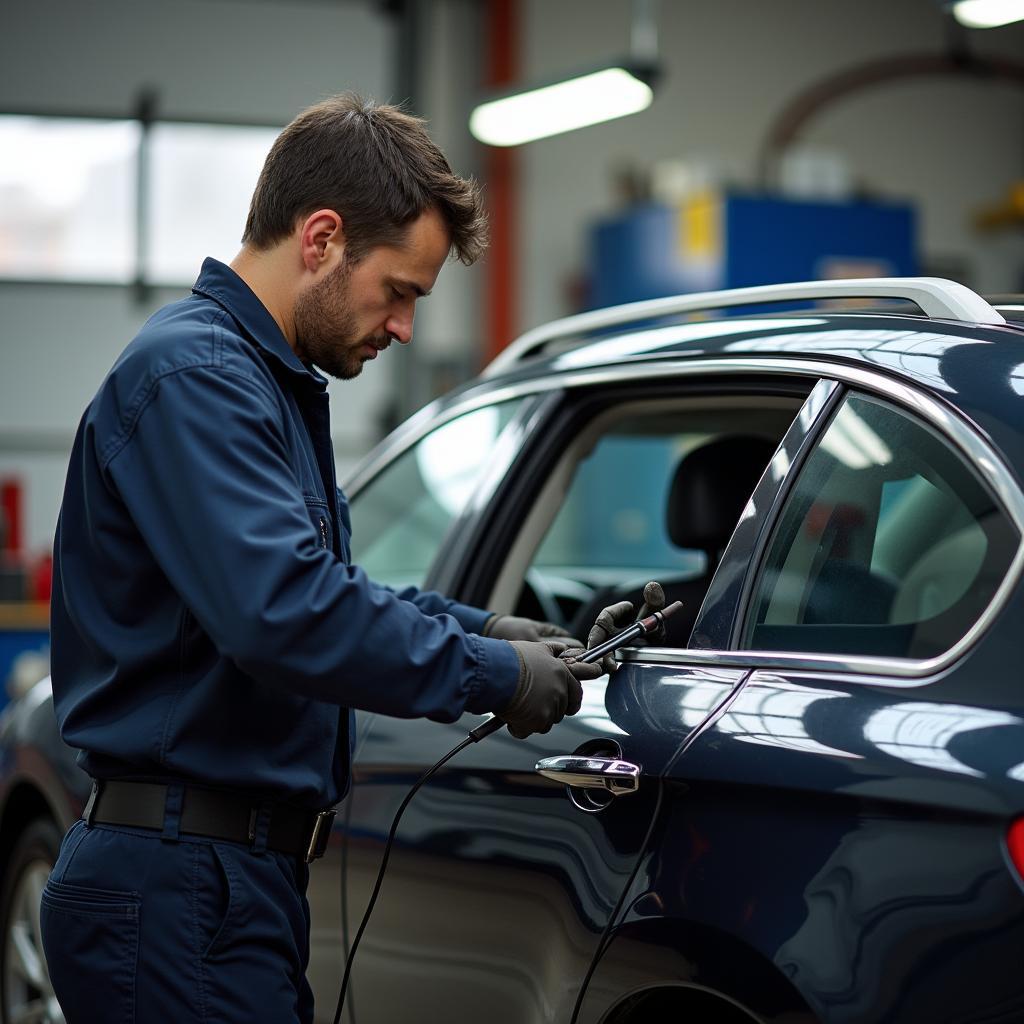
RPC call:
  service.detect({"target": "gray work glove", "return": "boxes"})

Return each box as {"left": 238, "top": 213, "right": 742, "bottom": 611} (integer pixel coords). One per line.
{"left": 586, "top": 600, "right": 637, "bottom": 674}
{"left": 485, "top": 614, "right": 583, "bottom": 648}
{"left": 636, "top": 580, "right": 669, "bottom": 645}
{"left": 500, "top": 640, "right": 602, "bottom": 739}
{"left": 585, "top": 582, "right": 670, "bottom": 674}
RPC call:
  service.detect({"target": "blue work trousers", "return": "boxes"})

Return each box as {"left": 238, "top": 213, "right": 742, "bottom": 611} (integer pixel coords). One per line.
{"left": 40, "top": 817, "right": 315, "bottom": 1023}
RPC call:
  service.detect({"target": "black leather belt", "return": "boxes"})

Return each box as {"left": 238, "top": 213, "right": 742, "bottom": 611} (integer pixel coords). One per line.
{"left": 83, "top": 780, "right": 337, "bottom": 863}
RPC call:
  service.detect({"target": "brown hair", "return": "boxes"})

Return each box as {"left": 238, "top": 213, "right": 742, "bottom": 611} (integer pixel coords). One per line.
{"left": 242, "top": 93, "right": 488, "bottom": 265}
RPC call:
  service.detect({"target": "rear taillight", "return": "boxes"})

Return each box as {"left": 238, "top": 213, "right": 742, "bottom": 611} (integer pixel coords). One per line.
{"left": 1006, "top": 818, "right": 1024, "bottom": 884}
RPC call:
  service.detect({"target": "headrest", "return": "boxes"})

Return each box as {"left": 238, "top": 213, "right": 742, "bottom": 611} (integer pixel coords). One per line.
{"left": 666, "top": 435, "right": 777, "bottom": 551}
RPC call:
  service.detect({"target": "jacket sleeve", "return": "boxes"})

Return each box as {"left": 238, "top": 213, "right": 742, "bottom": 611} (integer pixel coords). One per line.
{"left": 367, "top": 577, "right": 494, "bottom": 634}
{"left": 101, "top": 365, "right": 520, "bottom": 721}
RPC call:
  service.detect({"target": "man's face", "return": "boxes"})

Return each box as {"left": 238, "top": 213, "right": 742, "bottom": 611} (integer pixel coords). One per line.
{"left": 293, "top": 207, "right": 450, "bottom": 380}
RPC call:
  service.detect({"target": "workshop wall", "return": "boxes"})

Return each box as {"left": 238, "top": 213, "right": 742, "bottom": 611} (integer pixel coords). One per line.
{"left": 517, "top": 0, "right": 1024, "bottom": 331}
{"left": 4, "top": 0, "right": 1024, "bottom": 556}
{"left": 0, "top": 0, "right": 393, "bottom": 123}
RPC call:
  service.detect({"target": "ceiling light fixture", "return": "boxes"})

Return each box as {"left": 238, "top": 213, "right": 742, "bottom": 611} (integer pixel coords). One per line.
{"left": 949, "top": 0, "right": 1024, "bottom": 27}
{"left": 469, "top": 0, "right": 661, "bottom": 147}
{"left": 469, "top": 64, "right": 656, "bottom": 147}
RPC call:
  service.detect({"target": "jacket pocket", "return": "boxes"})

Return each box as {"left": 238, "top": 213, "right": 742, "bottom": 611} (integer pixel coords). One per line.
{"left": 40, "top": 879, "right": 140, "bottom": 1022}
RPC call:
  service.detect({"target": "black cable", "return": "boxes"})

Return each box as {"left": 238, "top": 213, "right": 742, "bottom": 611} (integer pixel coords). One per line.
{"left": 333, "top": 601, "right": 681, "bottom": 1023}
{"left": 568, "top": 777, "right": 665, "bottom": 1024}
{"left": 339, "top": 781, "right": 355, "bottom": 1024}
{"left": 332, "top": 734, "right": 473, "bottom": 1024}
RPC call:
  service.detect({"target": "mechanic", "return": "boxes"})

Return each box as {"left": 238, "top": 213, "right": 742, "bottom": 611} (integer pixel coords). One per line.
{"left": 41, "top": 94, "right": 610, "bottom": 1024}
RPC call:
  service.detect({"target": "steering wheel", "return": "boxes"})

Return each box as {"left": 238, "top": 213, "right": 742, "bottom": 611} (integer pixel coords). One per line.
{"left": 517, "top": 569, "right": 598, "bottom": 631}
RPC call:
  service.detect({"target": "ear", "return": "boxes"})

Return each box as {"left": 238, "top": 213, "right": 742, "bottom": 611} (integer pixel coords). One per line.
{"left": 298, "top": 209, "right": 344, "bottom": 273}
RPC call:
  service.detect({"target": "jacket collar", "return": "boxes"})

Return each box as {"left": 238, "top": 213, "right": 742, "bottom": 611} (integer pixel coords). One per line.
{"left": 191, "top": 257, "right": 327, "bottom": 390}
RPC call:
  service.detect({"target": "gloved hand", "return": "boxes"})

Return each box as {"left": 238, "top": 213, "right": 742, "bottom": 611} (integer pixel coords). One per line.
{"left": 485, "top": 614, "right": 583, "bottom": 648}
{"left": 500, "top": 640, "right": 602, "bottom": 739}
{"left": 585, "top": 582, "right": 670, "bottom": 673}
{"left": 636, "top": 580, "right": 668, "bottom": 645}
{"left": 586, "top": 600, "right": 636, "bottom": 674}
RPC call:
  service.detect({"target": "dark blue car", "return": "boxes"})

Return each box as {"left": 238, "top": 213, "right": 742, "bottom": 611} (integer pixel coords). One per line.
{"left": 3, "top": 278, "right": 1024, "bottom": 1023}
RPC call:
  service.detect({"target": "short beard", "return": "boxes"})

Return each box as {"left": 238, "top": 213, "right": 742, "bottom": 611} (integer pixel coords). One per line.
{"left": 293, "top": 257, "right": 366, "bottom": 380}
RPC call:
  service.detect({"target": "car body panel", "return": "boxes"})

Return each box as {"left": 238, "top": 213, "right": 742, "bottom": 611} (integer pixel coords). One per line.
{"left": 634, "top": 663, "right": 1024, "bottom": 1022}
{"left": 4, "top": 298, "right": 1024, "bottom": 1023}
{"left": 0, "top": 681, "right": 85, "bottom": 830}
{"left": 341, "top": 669, "right": 677, "bottom": 1023}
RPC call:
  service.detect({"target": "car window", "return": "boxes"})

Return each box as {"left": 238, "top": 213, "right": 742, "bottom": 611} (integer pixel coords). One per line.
{"left": 530, "top": 423, "right": 709, "bottom": 604}
{"left": 348, "top": 400, "right": 523, "bottom": 589}
{"left": 495, "top": 398, "right": 801, "bottom": 647}
{"left": 744, "top": 392, "right": 1020, "bottom": 660}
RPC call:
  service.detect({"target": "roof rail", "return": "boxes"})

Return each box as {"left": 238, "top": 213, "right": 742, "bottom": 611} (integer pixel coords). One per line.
{"left": 483, "top": 277, "right": 1006, "bottom": 378}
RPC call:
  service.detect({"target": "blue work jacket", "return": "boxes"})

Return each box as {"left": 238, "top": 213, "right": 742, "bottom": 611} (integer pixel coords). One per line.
{"left": 50, "top": 258, "right": 520, "bottom": 809}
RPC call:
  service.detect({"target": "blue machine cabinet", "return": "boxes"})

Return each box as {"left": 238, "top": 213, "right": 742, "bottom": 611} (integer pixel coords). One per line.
{"left": 0, "top": 605, "right": 49, "bottom": 712}
{"left": 588, "top": 191, "right": 918, "bottom": 309}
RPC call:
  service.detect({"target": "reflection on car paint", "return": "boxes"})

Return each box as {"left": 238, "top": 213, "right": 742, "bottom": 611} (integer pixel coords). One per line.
{"left": 723, "top": 329, "right": 992, "bottom": 395}
{"left": 775, "top": 814, "right": 1019, "bottom": 1021}
{"left": 864, "top": 701, "right": 1021, "bottom": 777}
{"left": 573, "top": 677, "right": 628, "bottom": 737}
{"left": 549, "top": 318, "right": 826, "bottom": 369}
{"left": 613, "top": 664, "right": 749, "bottom": 739}
{"left": 800, "top": 376, "right": 839, "bottom": 426}
{"left": 709, "top": 677, "right": 862, "bottom": 760}
{"left": 768, "top": 443, "right": 792, "bottom": 480}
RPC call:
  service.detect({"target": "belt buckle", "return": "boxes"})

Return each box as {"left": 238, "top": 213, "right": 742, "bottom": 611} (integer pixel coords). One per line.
{"left": 306, "top": 809, "right": 336, "bottom": 863}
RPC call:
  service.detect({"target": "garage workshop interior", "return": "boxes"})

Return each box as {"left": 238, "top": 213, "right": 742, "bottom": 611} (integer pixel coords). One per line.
{"left": 2, "top": 2, "right": 1024, "bottom": 1023}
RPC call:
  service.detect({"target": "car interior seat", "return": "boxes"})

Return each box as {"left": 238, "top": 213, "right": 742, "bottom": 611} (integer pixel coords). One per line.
{"left": 658, "top": 435, "right": 780, "bottom": 645}
{"left": 801, "top": 501, "right": 897, "bottom": 626}
{"left": 890, "top": 522, "right": 986, "bottom": 624}
{"left": 568, "top": 434, "right": 778, "bottom": 648}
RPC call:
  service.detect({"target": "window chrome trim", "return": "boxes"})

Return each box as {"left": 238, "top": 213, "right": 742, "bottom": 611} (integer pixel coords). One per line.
{"left": 346, "top": 355, "right": 1024, "bottom": 681}
{"left": 618, "top": 645, "right": 951, "bottom": 685}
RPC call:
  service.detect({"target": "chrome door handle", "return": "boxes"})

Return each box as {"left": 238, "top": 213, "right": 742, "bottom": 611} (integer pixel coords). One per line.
{"left": 535, "top": 755, "right": 640, "bottom": 795}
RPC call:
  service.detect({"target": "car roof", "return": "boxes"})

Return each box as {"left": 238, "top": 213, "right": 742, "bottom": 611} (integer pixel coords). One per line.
{"left": 475, "top": 279, "right": 1024, "bottom": 472}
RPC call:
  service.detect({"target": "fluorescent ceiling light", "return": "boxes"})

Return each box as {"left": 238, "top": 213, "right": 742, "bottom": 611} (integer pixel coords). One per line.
{"left": 469, "top": 65, "right": 655, "bottom": 147}
{"left": 950, "top": 0, "right": 1024, "bottom": 27}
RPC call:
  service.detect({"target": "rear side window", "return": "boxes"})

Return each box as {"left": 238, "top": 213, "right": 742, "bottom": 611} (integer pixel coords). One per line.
{"left": 744, "top": 393, "right": 1019, "bottom": 660}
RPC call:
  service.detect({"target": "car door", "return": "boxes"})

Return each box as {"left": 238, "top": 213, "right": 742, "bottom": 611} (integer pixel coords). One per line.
{"left": 303, "top": 394, "right": 536, "bottom": 1011}
{"left": 579, "top": 372, "right": 1024, "bottom": 1024}
{"left": 337, "top": 369, "right": 818, "bottom": 1024}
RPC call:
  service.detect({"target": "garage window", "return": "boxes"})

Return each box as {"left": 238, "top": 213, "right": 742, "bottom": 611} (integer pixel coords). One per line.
{"left": 744, "top": 393, "right": 1019, "bottom": 659}
{"left": 0, "top": 114, "right": 278, "bottom": 285}
{"left": 0, "top": 116, "right": 139, "bottom": 282}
